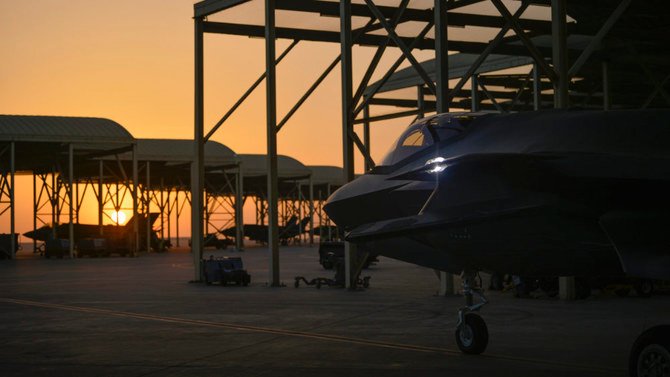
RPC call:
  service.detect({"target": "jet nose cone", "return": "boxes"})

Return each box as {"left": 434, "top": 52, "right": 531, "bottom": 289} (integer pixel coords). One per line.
{"left": 23, "top": 226, "right": 51, "bottom": 241}
{"left": 324, "top": 174, "right": 408, "bottom": 230}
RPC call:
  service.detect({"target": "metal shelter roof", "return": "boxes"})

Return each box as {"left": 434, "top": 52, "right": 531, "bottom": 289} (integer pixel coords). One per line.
{"left": 239, "top": 154, "right": 311, "bottom": 179}
{"left": 198, "top": 0, "right": 670, "bottom": 113}
{"left": 0, "top": 115, "right": 134, "bottom": 145}
{"left": 366, "top": 53, "right": 533, "bottom": 95}
{"left": 306, "top": 165, "right": 345, "bottom": 187}
{"left": 0, "top": 115, "right": 135, "bottom": 173}
{"left": 131, "top": 139, "right": 238, "bottom": 168}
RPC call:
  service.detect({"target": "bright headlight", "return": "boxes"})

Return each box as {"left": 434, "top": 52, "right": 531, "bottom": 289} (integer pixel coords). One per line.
{"left": 425, "top": 156, "right": 448, "bottom": 173}
{"left": 427, "top": 164, "right": 447, "bottom": 173}
{"left": 425, "top": 156, "right": 447, "bottom": 165}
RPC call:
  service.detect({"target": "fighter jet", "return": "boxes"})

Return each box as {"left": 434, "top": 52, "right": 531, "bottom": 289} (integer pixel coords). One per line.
{"left": 324, "top": 109, "right": 670, "bottom": 354}
{"left": 221, "top": 215, "right": 312, "bottom": 244}
{"left": 24, "top": 213, "right": 163, "bottom": 253}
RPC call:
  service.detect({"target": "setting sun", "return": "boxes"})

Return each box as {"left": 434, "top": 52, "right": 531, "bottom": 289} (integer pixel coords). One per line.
{"left": 110, "top": 211, "right": 127, "bottom": 225}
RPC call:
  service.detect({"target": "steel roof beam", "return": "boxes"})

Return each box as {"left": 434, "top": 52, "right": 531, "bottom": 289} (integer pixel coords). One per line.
{"left": 194, "top": 0, "right": 251, "bottom": 18}
{"left": 354, "top": 109, "right": 422, "bottom": 124}
{"left": 447, "top": 2, "right": 529, "bottom": 103}
{"left": 491, "top": 0, "right": 557, "bottom": 82}
{"left": 364, "top": 0, "right": 437, "bottom": 95}
{"left": 354, "top": 21, "right": 434, "bottom": 117}
{"left": 274, "top": 0, "right": 565, "bottom": 34}
{"left": 202, "top": 21, "right": 559, "bottom": 57}
{"left": 568, "top": 0, "right": 631, "bottom": 78}
{"left": 352, "top": 0, "right": 410, "bottom": 108}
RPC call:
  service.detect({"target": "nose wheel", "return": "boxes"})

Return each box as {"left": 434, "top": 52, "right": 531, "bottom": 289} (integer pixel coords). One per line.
{"left": 455, "top": 271, "right": 489, "bottom": 354}
{"left": 456, "top": 313, "right": 488, "bottom": 354}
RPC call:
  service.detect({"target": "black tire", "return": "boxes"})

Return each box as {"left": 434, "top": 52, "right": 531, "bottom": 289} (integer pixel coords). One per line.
{"left": 322, "top": 261, "right": 333, "bottom": 270}
{"left": 634, "top": 280, "right": 654, "bottom": 298}
{"left": 629, "top": 326, "right": 670, "bottom": 377}
{"left": 455, "top": 313, "right": 489, "bottom": 355}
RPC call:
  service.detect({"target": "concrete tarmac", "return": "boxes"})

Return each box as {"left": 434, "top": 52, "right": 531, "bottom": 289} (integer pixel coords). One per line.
{"left": 1, "top": 245, "right": 668, "bottom": 377}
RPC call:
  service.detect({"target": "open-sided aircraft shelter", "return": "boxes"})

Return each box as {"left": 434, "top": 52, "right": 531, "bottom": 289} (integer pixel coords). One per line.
{"left": 192, "top": 0, "right": 670, "bottom": 295}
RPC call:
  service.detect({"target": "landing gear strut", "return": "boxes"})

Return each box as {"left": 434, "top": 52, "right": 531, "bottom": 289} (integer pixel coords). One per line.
{"left": 455, "top": 270, "right": 489, "bottom": 354}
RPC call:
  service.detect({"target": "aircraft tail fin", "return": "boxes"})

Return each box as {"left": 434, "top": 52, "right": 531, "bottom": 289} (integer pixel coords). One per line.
{"left": 124, "top": 213, "right": 160, "bottom": 228}
{"left": 299, "top": 216, "right": 311, "bottom": 232}
{"left": 284, "top": 215, "right": 298, "bottom": 227}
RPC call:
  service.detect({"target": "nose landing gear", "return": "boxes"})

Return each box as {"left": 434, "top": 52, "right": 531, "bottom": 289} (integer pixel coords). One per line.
{"left": 455, "top": 271, "right": 489, "bottom": 354}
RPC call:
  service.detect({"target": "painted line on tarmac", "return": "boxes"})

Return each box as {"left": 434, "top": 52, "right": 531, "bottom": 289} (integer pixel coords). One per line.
{"left": 0, "top": 297, "right": 621, "bottom": 374}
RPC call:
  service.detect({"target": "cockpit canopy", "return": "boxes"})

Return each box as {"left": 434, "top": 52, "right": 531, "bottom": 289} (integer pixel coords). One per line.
{"left": 379, "top": 113, "right": 486, "bottom": 167}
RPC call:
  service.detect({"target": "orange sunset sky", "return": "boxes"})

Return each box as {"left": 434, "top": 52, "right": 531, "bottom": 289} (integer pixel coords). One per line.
{"left": 0, "top": 0, "right": 536, "bottom": 234}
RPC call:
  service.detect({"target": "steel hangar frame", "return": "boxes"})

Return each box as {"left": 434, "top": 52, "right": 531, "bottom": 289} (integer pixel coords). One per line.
{"left": 192, "top": 0, "right": 595, "bottom": 293}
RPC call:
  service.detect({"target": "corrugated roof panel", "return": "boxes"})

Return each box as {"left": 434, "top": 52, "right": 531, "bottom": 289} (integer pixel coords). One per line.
{"left": 365, "top": 53, "right": 534, "bottom": 94}
{"left": 0, "top": 115, "right": 134, "bottom": 144}
{"left": 239, "top": 154, "right": 311, "bottom": 179}
{"left": 135, "top": 139, "right": 237, "bottom": 166}
{"left": 306, "top": 165, "right": 345, "bottom": 186}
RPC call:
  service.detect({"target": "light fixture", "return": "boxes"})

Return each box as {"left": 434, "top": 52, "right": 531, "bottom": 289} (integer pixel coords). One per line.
{"left": 425, "top": 156, "right": 448, "bottom": 173}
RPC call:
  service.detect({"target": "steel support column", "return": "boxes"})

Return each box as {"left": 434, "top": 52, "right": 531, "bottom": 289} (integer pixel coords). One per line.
{"left": 308, "top": 176, "right": 314, "bottom": 245}
{"left": 533, "top": 63, "right": 541, "bottom": 110}
{"left": 265, "top": 0, "right": 281, "bottom": 286}
{"left": 603, "top": 61, "right": 610, "bottom": 110}
{"left": 132, "top": 144, "right": 139, "bottom": 254}
{"left": 68, "top": 144, "right": 74, "bottom": 258}
{"left": 192, "top": 16, "right": 205, "bottom": 281}
{"left": 98, "top": 161, "right": 103, "bottom": 235}
{"left": 363, "top": 100, "right": 371, "bottom": 172}
{"left": 341, "top": 0, "right": 357, "bottom": 289}
{"left": 434, "top": 0, "right": 449, "bottom": 113}
{"left": 32, "top": 173, "right": 37, "bottom": 253}
{"left": 553, "top": 0, "right": 574, "bottom": 299}
{"left": 417, "top": 85, "right": 425, "bottom": 118}
{"left": 10, "top": 142, "right": 15, "bottom": 258}
{"left": 235, "top": 164, "right": 244, "bottom": 251}
{"left": 470, "top": 74, "right": 479, "bottom": 112}
{"left": 552, "top": 0, "right": 569, "bottom": 109}
{"left": 146, "top": 161, "right": 151, "bottom": 252}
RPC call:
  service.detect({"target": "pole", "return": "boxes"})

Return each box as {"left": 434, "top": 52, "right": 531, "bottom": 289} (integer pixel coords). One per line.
{"left": 470, "top": 74, "right": 479, "bottom": 112}
{"left": 603, "top": 60, "right": 610, "bottom": 110}
{"left": 192, "top": 16, "right": 205, "bottom": 281}
{"left": 146, "top": 161, "right": 151, "bottom": 252}
{"left": 175, "top": 192, "right": 180, "bottom": 247}
{"left": 132, "top": 144, "right": 139, "bottom": 255}
{"left": 553, "top": 0, "right": 574, "bottom": 299}
{"left": 308, "top": 176, "right": 314, "bottom": 246}
{"left": 68, "top": 144, "right": 74, "bottom": 258}
{"left": 235, "top": 165, "right": 244, "bottom": 251}
{"left": 266, "top": 0, "right": 281, "bottom": 286}
{"left": 533, "top": 63, "right": 541, "bottom": 111}
{"left": 417, "top": 85, "right": 425, "bottom": 118}
{"left": 552, "top": 0, "right": 569, "bottom": 109}
{"left": 32, "top": 173, "right": 37, "bottom": 254}
{"left": 341, "top": 0, "right": 358, "bottom": 289}
{"left": 434, "top": 0, "right": 449, "bottom": 113}
{"left": 10, "top": 142, "right": 16, "bottom": 258}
